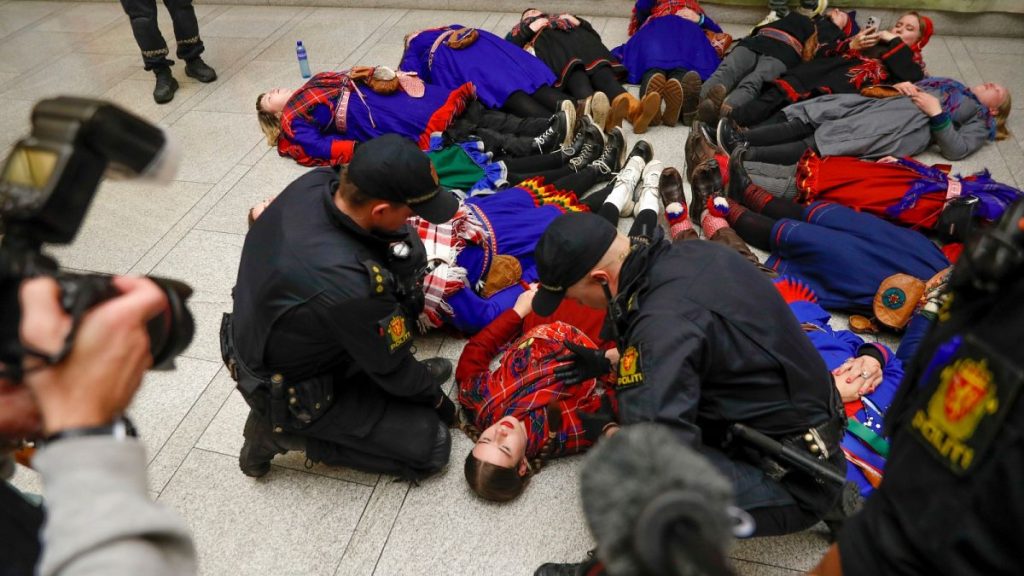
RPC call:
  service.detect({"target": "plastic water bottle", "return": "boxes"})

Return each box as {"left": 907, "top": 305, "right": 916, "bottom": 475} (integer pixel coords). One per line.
{"left": 296, "top": 41, "right": 311, "bottom": 79}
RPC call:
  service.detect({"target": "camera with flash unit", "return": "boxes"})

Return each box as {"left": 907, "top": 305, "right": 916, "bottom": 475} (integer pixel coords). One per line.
{"left": 0, "top": 96, "right": 194, "bottom": 382}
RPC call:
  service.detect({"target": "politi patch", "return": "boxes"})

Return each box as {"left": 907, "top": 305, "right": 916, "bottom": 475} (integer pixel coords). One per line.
{"left": 909, "top": 335, "right": 1023, "bottom": 475}
{"left": 617, "top": 344, "right": 645, "bottom": 389}
{"left": 380, "top": 310, "right": 412, "bottom": 354}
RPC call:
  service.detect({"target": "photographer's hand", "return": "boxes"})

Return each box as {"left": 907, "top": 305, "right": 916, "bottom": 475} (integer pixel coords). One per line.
{"left": 19, "top": 276, "right": 168, "bottom": 435}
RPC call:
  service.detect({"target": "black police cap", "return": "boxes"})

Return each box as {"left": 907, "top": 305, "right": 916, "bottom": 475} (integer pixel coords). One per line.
{"left": 533, "top": 212, "right": 618, "bottom": 317}
{"left": 347, "top": 134, "right": 458, "bottom": 224}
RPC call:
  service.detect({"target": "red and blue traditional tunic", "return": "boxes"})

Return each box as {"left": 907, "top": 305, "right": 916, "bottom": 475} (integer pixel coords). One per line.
{"left": 457, "top": 317, "right": 615, "bottom": 459}
{"left": 796, "top": 151, "right": 1023, "bottom": 230}
{"left": 276, "top": 71, "right": 474, "bottom": 166}
{"left": 775, "top": 277, "right": 902, "bottom": 498}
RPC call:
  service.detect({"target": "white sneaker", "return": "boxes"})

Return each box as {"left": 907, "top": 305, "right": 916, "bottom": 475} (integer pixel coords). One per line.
{"left": 609, "top": 154, "right": 646, "bottom": 217}
{"left": 634, "top": 160, "right": 664, "bottom": 217}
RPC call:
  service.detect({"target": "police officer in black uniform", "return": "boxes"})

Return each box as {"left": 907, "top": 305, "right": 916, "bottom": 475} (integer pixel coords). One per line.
{"left": 814, "top": 200, "right": 1024, "bottom": 575}
{"left": 222, "top": 135, "right": 460, "bottom": 480}
{"left": 533, "top": 212, "right": 847, "bottom": 536}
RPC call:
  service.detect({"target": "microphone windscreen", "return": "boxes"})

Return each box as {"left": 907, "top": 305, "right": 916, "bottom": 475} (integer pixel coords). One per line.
{"left": 580, "top": 424, "right": 735, "bottom": 576}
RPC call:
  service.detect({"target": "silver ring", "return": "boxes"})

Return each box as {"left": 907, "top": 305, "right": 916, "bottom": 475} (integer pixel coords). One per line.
{"left": 860, "top": 371, "right": 871, "bottom": 379}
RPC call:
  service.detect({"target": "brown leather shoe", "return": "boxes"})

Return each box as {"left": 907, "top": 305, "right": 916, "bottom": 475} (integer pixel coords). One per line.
{"left": 607, "top": 92, "right": 630, "bottom": 133}
{"left": 689, "top": 158, "right": 723, "bottom": 224}
{"left": 679, "top": 71, "right": 703, "bottom": 125}
{"left": 624, "top": 92, "right": 660, "bottom": 135}
{"left": 641, "top": 71, "right": 666, "bottom": 127}
{"left": 697, "top": 83, "right": 727, "bottom": 125}
{"left": 658, "top": 166, "right": 686, "bottom": 209}
{"left": 684, "top": 120, "right": 718, "bottom": 183}
{"left": 708, "top": 227, "right": 778, "bottom": 278}
{"left": 659, "top": 77, "right": 684, "bottom": 127}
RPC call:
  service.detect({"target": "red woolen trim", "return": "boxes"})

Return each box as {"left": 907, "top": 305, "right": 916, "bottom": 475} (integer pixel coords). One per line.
{"left": 418, "top": 82, "right": 476, "bottom": 150}
{"left": 330, "top": 140, "right": 356, "bottom": 164}
{"left": 881, "top": 41, "right": 906, "bottom": 61}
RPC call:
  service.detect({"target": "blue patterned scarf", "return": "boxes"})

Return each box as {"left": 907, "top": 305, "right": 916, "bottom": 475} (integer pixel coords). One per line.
{"left": 915, "top": 77, "right": 996, "bottom": 141}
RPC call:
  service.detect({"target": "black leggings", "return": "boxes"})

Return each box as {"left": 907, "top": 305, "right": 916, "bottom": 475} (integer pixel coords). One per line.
{"left": 729, "top": 85, "right": 789, "bottom": 127}
{"left": 732, "top": 192, "right": 805, "bottom": 250}
{"left": 506, "top": 151, "right": 571, "bottom": 184}
{"left": 744, "top": 118, "right": 817, "bottom": 165}
{"left": 562, "top": 65, "right": 627, "bottom": 100}
{"left": 502, "top": 85, "right": 573, "bottom": 117}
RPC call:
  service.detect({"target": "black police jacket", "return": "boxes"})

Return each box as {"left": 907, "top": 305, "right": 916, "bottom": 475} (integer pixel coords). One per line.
{"left": 231, "top": 168, "right": 439, "bottom": 408}
{"left": 839, "top": 270, "right": 1024, "bottom": 575}
{"left": 610, "top": 230, "right": 837, "bottom": 448}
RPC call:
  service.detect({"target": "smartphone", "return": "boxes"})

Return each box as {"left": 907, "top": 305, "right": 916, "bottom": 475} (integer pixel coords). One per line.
{"left": 864, "top": 16, "right": 879, "bottom": 31}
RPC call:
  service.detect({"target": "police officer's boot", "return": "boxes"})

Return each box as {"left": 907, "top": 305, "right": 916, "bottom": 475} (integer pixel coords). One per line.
{"left": 239, "top": 410, "right": 306, "bottom": 478}
{"left": 822, "top": 481, "right": 864, "bottom": 541}
{"left": 423, "top": 357, "right": 453, "bottom": 384}
{"left": 153, "top": 66, "right": 178, "bottom": 104}
{"left": 184, "top": 57, "right": 218, "bottom": 83}
{"left": 534, "top": 550, "right": 603, "bottom": 576}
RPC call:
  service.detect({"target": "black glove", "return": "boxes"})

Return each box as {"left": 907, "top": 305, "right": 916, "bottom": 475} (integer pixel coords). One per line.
{"left": 578, "top": 395, "right": 616, "bottom": 444}
{"left": 435, "top": 394, "right": 457, "bottom": 427}
{"left": 552, "top": 341, "right": 611, "bottom": 386}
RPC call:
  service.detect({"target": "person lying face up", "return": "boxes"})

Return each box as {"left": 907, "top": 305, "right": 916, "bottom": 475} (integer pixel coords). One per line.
{"left": 456, "top": 287, "right": 619, "bottom": 502}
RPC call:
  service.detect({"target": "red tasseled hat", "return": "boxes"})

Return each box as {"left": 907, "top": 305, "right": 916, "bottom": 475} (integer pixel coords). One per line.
{"left": 913, "top": 12, "right": 934, "bottom": 49}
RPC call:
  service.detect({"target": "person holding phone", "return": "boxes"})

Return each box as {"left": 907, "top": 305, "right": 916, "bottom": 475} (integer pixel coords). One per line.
{"left": 728, "top": 11, "right": 932, "bottom": 128}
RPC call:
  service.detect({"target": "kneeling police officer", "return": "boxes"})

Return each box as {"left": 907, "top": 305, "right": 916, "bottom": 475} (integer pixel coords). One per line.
{"left": 223, "top": 135, "right": 459, "bottom": 480}
{"left": 534, "top": 212, "right": 848, "bottom": 537}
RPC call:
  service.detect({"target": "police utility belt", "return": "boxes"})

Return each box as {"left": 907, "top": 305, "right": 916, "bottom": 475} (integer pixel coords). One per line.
{"left": 219, "top": 313, "right": 333, "bottom": 432}
{"left": 728, "top": 417, "right": 847, "bottom": 487}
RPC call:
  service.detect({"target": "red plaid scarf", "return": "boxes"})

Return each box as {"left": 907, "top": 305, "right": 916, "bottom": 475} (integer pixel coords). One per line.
{"left": 277, "top": 72, "right": 351, "bottom": 164}
{"left": 408, "top": 205, "right": 489, "bottom": 331}
{"left": 629, "top": 0, "right": 704, "bottom": 36}
{"left": 463, "top": 322, "right": 609, "bottom": 457}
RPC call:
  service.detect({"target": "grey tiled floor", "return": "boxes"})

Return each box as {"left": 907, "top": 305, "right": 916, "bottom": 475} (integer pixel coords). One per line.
{"left": 5, "top": 2, "right": 1023, "bottom": 574}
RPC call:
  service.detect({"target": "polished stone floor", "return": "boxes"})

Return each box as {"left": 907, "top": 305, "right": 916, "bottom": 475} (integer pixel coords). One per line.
{"left": 4, "top": 2, "right": 1023, "bottom": 574}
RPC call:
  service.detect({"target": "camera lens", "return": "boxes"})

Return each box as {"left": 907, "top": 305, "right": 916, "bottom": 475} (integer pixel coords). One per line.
{"left": 145, "top": 277, "right": 194, "bottom": 370}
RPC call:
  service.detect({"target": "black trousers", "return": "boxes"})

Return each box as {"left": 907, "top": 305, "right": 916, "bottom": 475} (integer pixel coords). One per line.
{"left": 448, "top": 101, "right": 550, "bottom": 158}
{"left": 119, "top": 0, "right": 204, "bottom": 70}
{"left": 502, "top": 85, "right": 572, "bottom": 118}
{"left": 292, "top": 375, "right": 451, "bottom": 479}
{"left": 0, "top": 480, "right": 43, "bottom": 576}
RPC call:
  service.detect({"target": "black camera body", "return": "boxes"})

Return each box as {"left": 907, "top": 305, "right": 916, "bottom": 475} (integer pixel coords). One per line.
{"left": 0, "top": 97, "right": 194, "bottom": 381}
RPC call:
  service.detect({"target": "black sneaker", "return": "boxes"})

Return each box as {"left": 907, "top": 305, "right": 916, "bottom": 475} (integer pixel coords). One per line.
{"left": 559, "top": 116, "right": 593, "bottom": 161}
{"left": 185, "top": 57, "right": 217, "bottom": 83}
{"left": 625, "top": 139, "right": 654, "bottom": 165}
{"left": 568, "top": 121, "right": 605, "bottom": 172}
{"left": 715, "top": 117, "right": 746, "bottom": 155}
{"left": 590, "top": 127, "right": 626, "bottom": 175}
{"left": 153, "top": 66, "right": 178, "bottom": 104}
{"left": 533, "top": 111, "right": 569, "bottom": 154}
